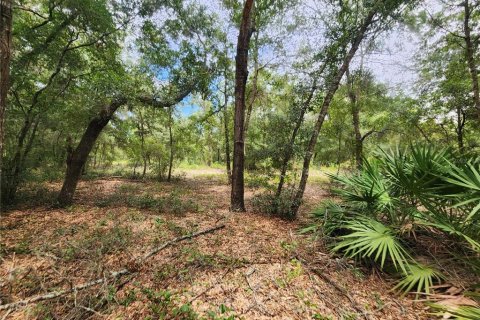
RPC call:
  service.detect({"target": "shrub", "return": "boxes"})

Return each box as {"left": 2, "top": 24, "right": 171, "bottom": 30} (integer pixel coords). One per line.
{"left": 251, "top": 188, "right": 298, "bottom": 220}
{"left": 303, "top": 145, "right": 480, "bottom": 295}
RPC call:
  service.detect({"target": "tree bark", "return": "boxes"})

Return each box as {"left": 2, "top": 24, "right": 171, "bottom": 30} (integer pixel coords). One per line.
{"left": 223, "top": 79, "right": 232, "bottom": 184}
{"left": 138, "top": 111, "right": 147, "bottom": 179}
{"left": 275, "top": 78, "right": 317, "bottom": 199}
{"left": 57, "top": 97, "right": 127, "bottom": 206}
{"left": 463, "top": 0, "right": 480, "bottom": 121}
{"left": 456, "top": 105, "right": 465, "bottom": 154}
{"left": 244, "top": 31, "right": 259, "bottom": 137}
{"left": 167, "top": 108, "right": 174, "bottom": 182}
{"left": 290, "top": 9, "right": 377, "bottom": 216}
{"left": 346, "top": 69, "right": 363, "bottom": 169}
{"left": 0, "top": 0, "right": 13, "bottom": 204}
{"left": 231, "top": 0, "right": 255, "bottom": 212}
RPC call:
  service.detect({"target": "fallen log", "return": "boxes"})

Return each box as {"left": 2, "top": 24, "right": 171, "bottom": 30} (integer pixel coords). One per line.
{"left": 0, "top": 224, "right": 225, "bottom": 311}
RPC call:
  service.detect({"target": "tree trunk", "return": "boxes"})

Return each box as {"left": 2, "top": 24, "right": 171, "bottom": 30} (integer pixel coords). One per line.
{"left": 336, "top": 128, "right": 342, "bottom": 175}
{"left": 456, "top": 105, "right": 465, "bottom": 154}
{"left": 275, "top": 78, "right": 317, "bottom": 199}
{"left": 138, "top": 110, "right": 147, "bottom": 179}
{"left": 1, "top": 113, "right": 40, "bottom": 204}
{"left": 57, "top": 97, "right": 127, "bottom": 206}
{"left": 223, "top": 80, "right": 232, "bottom": 184}
{"left": 346, "top": 69, "right": 363, "bottom": 169}
{"left": 290, "top": 9, "right": 376, "bottom": 216}
{"left": 244, "top": 31, "right": 259, "bottom": 138}
{"left": 133, "top": 161, "right": 138, "bottom": 176}
{"left": 142, "top": 157, "right": 147, "bottom": 178}
{"left": 167, "top": 108, "right": 174, "bottom": 182}
{"left": 0, "top": 0, "right": 12, "bottom": 147}
{"left": 231, "top": 0, "right": 255, "bottom": 212}
{"left": 463, "top": 0, "right": 480, "bottom": 121}
{"left": 0, "top": 0, "right": 12, "bottom": 206}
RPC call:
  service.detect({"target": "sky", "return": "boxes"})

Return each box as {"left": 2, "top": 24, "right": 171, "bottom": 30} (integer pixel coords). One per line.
{"left": 122, "top": 0, "right": 446, "bottom": 117}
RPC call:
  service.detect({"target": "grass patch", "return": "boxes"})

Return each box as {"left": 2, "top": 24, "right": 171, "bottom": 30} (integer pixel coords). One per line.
{"left": 62, "top": 224, "right": 133, "bottom": 260}
{"left": 95, "top": 188, "right": 199, "bottom": 215}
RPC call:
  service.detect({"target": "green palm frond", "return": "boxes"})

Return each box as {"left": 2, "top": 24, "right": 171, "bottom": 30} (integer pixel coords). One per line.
{"left": 442, "top": 160, "right": 480, "bottom": 221}
{"left": 301, "top": 200, "right": 351, "bottom": 236}
{"left": 329, "top": 160, "right": 394, "bottom": 214}
{"left": 333, "top": 217, "right": 411, "bottom": 274}
{"left": 394, "top": 263, "right": 443, "bottom": 296}
{"left": 448, "top": 306, "right": 480, "bottom": 320}
{"left": 431, "top": 304, "right": 480, "bottom": 320}
{"left": 379, "top": 145, "right": 453, "bottom": 202}
{"left": 421, "top": 220, "right": 480, "bottom": 253}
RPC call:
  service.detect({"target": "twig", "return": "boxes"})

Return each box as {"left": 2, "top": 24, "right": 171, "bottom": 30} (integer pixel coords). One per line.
{"left": 78, "top": 305, "right": 105, "bottom": 317}
{"left": 295, "top": 255, "right": 371, "bottom": 320}
{"left": 243, "top": 268, "right": 274, "bottom": 317}
{"left": 0, "top": 224, "right": 225, "bottom": 311}
{"left": 189, "top": 268, "right": 230, "bottom": 303}
{"left": 0, "top": 310, "right": 12, "bottom": 320}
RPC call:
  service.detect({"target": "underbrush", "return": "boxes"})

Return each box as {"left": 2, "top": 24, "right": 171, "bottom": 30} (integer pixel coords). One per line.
{"left": 302, "top": 145, "right": 480, "bottom": 317}
{"left": 5, "top": 184, "right": 58, "bottom": 208}
{"left": 95, "top": 186, "right": 199, "bottom": 215}
{"left": 126, "top": 287, "right": 237, "bottom": 319}
{"left": 62, "top": 224, "right": 133, "bottom": 261}
{"left": 251, "top": 187, "right": 299, "bottom": 220}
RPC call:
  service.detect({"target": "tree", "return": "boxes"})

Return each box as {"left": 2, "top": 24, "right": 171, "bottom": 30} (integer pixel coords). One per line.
{"left": 56, "top": 87, "right": 192, "bottom": 206}
{"left": 57, "top": 0, "right": 221, "bottom": 206}
{"left": 231, "top": 0, "right": 255, "bottom": 212}
{"left": 463, "top": 0, "right": 480, "bottom": 121}
{"left": 1, "top": 0, "right": 129, "bottom": 204}
{"left": 0, "top": 0, "right": 12, "bottom": 183}
{"left": 290, "top": 0, "right": 416, "bottom": 216}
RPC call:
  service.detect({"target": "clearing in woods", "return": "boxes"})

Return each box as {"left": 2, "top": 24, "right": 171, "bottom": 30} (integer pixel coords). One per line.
{"left": 1, "top": 169, "right": 427, "bottom": 319}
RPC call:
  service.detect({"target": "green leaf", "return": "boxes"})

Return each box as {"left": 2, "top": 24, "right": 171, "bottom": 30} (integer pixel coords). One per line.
{"left": 393, "top": 263, "right": 443, "bottom": 296}
{"left": 333, "top": 217, "right": 411, "bottom": 274}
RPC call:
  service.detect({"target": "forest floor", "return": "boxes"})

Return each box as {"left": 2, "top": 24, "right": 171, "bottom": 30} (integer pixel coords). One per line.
{"left": 0, "top": 168, "right": 429, "bottom": 319}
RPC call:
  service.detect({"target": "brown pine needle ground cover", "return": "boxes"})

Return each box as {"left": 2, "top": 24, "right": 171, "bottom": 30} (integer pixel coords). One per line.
{"left": 1, "top": 169, "right": 428, "bottom": 319}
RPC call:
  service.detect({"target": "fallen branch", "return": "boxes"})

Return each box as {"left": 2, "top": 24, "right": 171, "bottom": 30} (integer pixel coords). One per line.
{"left": 0, "top": 224, "right": 225, "bottom": 311}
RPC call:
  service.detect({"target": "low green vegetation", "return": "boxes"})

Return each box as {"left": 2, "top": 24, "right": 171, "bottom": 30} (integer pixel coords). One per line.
{"left": 303, "top": 145, "right": 480, "bottom": 298}
{"left": 95, "top": 188, "right": 199, "bottom": 215}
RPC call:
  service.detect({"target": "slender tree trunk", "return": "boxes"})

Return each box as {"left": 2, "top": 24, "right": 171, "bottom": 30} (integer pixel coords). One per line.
{"left": 290, "top": 9, "right": 376, "bottom": 216}
{"left": 415, "top": 124, "right": 431, "bottom": 144}
{"left": 231, "top": 0, "right": 255, "bottom": 212}
{"left": 93, "top": 145, "right": 98, "bottom": 169}
{"left": 456, "top": 105, "right": 465, "bottom": 154}
{"left": 244, "top": 31, "right": 259, "bottom": 137}
{"left": 0, "top": 0, "right": 12, "bottom": 151}
{"left": 0, "top": 0, "right": 12, "bottom": 207}
{"left": 137, "top": 111, "right": 148, "bottom": 179}
{"left": 275, "top": 78, "right": 317, "bottom": 199}
{"left": 1, "top": 113, "right": 40, "bottom": 204}
{"left": 223, "top": 85, "right": 232, "bottom": 184}
{"left": 142, "top": 157, "right": 147, "bottom": 178}
{"left": 346, "top": 69, "right": 363, "bottom": 169}
{"left": 167, "top": 108, "right": 174, "bottom": 182}
{"left": 57, "top": 97, "right": 127, "bottom": 206}
{"left": 463, "top": 0, "right": 480, "bottom": 121}
{"left": 336, "top": 128, "right": 342, "bottom": 175}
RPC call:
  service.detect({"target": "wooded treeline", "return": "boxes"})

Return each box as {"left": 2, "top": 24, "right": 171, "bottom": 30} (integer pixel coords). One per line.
{"left": 0, "top": 0, "right": 479, "bottom": 216}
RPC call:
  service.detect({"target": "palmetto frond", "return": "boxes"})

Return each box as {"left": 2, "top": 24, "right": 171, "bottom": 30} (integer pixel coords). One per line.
{"left": 333, "top": 217, "right": 411, "bottom": 274}
{"left": 393, "top": 263, "right": 443, "bottom": 296}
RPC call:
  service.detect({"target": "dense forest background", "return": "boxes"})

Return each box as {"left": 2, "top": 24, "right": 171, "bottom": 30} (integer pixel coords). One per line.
{"left": 0, "top": 0, "right": 479, "bottom": 319}
{"left": 1, "top": 0, "right": 478, "bottom": 207}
